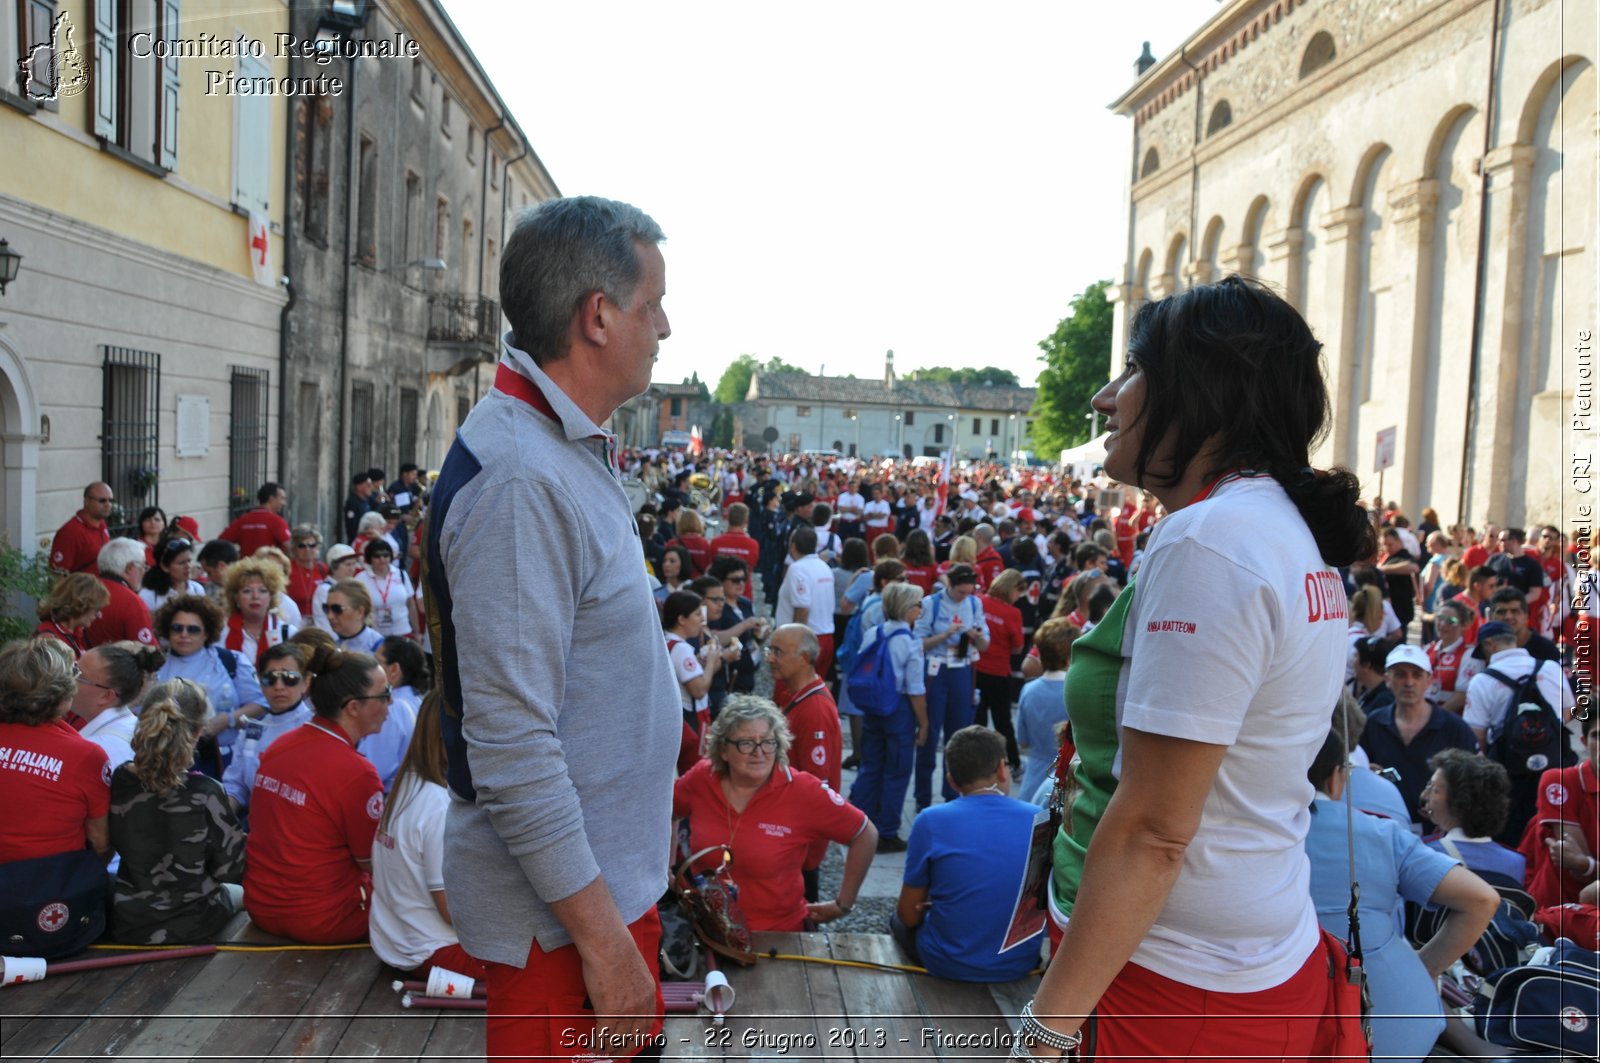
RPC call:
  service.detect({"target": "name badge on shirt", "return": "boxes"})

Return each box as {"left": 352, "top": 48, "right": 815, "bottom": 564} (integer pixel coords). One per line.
{"left": 928, "top": 658, "right": 942, "bottom": 676}
{"left": 375, "top": 607, "right": 394, "bottom": 626}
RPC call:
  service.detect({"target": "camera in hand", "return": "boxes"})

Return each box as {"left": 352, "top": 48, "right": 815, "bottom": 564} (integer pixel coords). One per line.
{"left": 957, "top": 632, "right": 971, "bottom": 657}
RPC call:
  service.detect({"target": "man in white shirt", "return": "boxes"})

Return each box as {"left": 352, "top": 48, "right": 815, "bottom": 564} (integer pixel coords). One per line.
{"left": 836, "top": 481, "right": 866, "bottom": 541}
{"left": 775, "top": 524, "right": 836, "bottom": 700}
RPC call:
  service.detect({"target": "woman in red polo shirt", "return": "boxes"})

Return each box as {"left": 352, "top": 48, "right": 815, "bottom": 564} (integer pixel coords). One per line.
{"left": 34, "top": 573, "right": 110, "bottom": 660}
{"left": 672, "top": 696, "right": 877, "bottom": 932}
{"left": 976, "top": 569, "right": 1027, "bottom": 769}
{"left": 243, "top": 643, "right": 389, "bottom": 944}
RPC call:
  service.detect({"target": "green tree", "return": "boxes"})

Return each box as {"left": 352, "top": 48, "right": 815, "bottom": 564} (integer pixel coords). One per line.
{"left": 907, "top": 366, "right": 1020, "bottom": 387}
{"left": 709, "top": 408, "right": 736, "bottom": 449}
{"left": 713, "top": 354, "right": 805, "bottom": 404}
{"left": 1030, "top": 280, "right": 1114, "bottom": 456}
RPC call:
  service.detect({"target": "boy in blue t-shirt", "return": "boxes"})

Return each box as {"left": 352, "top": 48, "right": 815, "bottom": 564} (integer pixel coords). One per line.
{"left": 893, "top": 726, "right": 1045, "bottom": 982}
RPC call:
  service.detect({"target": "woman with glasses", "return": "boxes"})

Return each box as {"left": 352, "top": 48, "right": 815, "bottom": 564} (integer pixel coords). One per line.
{"left": 152, "top": 595, "right": 267, "bottom": 774}
{"left": 1425, "top": 600, "right": 1477, "bottom": 714}
{"left": 139, "top": 538, "right": 206, "bottom": 616}
{"left": 34, "top": 572, "right": 110, "bottom": 660}
{"left": 72, "top": 641, "right": 165, "bottom": 771}
{"left": 354, "top": 539, "right": 419, "bottom": 641}
{"left": 243, "top": 642, "right": 389, "bottom": 944}
{"left": 311, "top": 544, "right": 362, "bottom": 633}
{"left": 222, "top": 558, "right": 297, "bottom": 666}
{"left": 323, "top": 579, "right": 385, "bottom": 654}
{"left": 285, "top": 526, "right": 327, "bottom": 617}
{"left": 673, "top": 695, "right": 876, "bottom": 931}
{"left": 110, "top": 678, "right": 246, "bottom": 944}
{"left": 222, "top": 641, "right": 315, "bottom": 816}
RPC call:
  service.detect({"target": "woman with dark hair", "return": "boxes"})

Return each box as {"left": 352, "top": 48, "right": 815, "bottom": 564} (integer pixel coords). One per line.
{"left": 1421, "top": 748, "right": 1523, "bottom": 885}
{"left": 900, "top": 530, "right": 939, "bottom": 595}
{"left": 370, "top": 692, "right": 486, "bottom": 978}
{"left": 152, "top": 595, "right": 267, "bottom": 770}
{"left": 34, "top": 572, "right": 110, "bottom": 659}
{"left": 355, "top": 539, "right": 420, "bottom": 641}
{"left": 1023, "top": 276, "right": 1379, "bottom": 1060}
{"left": 136, "top": 506, "right": 167, "bottom": 567}
{"left": 110, "top": 679, "right": 245, "bottom": 944}
{"left": 243, "top": 643, "right": 388, "bottom": 943}
{"left": 73, "top": 641, "right": 165, "bottom": 770}
{"left": 361, "top": 636, "right": 426, "bottom": 790}
{"left": 222, "top": 642, "right": 314, "bottom": 815}
{"left": 652, "top": 545, "right": 694, "bottom": 606}
{"left": 1351, "top": 634, "right": 1396, "bottom": 714}
{"left": 139, "top": 537, "right": 206, "bottom": 615}
{"left": 663, "top": 589, "right": 721, "bottom": 764}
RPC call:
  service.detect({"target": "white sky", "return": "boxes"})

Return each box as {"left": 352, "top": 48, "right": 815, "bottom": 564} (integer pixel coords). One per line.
{"left": 443, "top": 0, "right": 1215, "bottom": 390}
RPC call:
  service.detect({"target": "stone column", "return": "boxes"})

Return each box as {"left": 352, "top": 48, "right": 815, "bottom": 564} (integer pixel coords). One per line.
{"left": 1464, "top": 145, "right": 1536, "bottom": 526}
{"left": 1217, "top": 243, "right": 1255, "bottom": 280}
{"left": 1263, "top": 227, "right": 1303, "bottom": 305}
{"left": 1182, "top": 260, "right": 1214, "bottom": 288}
{"left": 1319, "top": 206, "right": 1364, "bottom": 471}
{"left": 1385, "top": 178, "right": 1441, "bottom": 517}
{"left": 1107, "top": 282, "right": 1145, "bottom": 377}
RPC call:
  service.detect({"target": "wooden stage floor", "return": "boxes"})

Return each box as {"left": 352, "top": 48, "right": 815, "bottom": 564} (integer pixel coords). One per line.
{"left": 2, "top": 928, "right": 1039, "bottom": 1061}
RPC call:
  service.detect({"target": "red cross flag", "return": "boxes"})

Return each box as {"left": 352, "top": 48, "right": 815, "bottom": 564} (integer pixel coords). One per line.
{"left": 248, "top": 211, "right": 274, "bottom": 288}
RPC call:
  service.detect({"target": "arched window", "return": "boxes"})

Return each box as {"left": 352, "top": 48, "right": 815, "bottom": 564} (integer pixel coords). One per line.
{"left": 1140, "top": 147, "right": 1160, "bottom": 179}
{"left": 1299, "top": 31, "right": 1336, "bottom": 79}
{"left": 1206, "top": 100, "right": 1233, "bottom": 137}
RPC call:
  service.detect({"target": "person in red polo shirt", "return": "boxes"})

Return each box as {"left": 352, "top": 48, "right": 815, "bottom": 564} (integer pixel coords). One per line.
{"left": 219, "top": 483, "right": 292, "bottom": 559}
{"left": 84, "top": 539, "right": 158, "bottom": 649}
{"left": 50, "top": 483, "right": 115, "bottom": 575}
{"left": 672, "top": 697, "right": 875, "bottom": 932}
{"left": 244, "top": 643, "right": 389, "bottom": 944}
{"left": 709, "top": 502, "right": 761, "bottom": 572}
{"left": 768, "top": 624, "right": 844, "bottom": 905}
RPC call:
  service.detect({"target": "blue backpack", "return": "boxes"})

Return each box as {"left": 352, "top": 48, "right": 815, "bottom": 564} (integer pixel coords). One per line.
{"left": 834, "top": 593, "right": 880, "bottom": 675}
{"left": 844, "top": 625, "right": 909, "bottom": 716}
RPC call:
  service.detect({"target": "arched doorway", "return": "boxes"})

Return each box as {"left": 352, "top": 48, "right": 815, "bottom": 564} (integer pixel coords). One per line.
{"left": 0, "top": 336, "right": 41, "bottom": 552}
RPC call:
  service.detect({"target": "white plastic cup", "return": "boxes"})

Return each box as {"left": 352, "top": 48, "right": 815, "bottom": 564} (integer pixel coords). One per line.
{"left": 425, "top": 965, "right": 475, "bottom": 999}
{"left": 700, "top": 968, "right": 734, "bottom": 1018}
{"left": 2, "top": 956, "right": 47, "bottom": 987}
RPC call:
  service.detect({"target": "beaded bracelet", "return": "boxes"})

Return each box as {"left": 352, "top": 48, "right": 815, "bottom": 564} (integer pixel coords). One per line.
{"left": 1010, "top": 1000, "right": 1082, "bottom": 1059}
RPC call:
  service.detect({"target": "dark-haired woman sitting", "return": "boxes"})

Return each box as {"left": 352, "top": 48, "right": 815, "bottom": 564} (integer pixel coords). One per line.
{"left": 360, "top": 636, "right": 426, "bottom": 790}
{"left": 1421, "top": 748, "right": 1524, "bottom": 886}
{"left": 110, "top": 679, "right": 246, "bottom": 944}
{"left": 243, "top": 644, "right": 389, "bottom": 943}
{"left": 222, "top": 642, "right": 315, "bottom": 815}
{"left": 73, "top": 641, "right": 165, "bottom": 771}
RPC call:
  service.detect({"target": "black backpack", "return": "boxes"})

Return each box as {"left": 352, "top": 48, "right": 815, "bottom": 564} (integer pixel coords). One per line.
{"left": 1482, "top": 664, "right": 1573, "bottom": 777}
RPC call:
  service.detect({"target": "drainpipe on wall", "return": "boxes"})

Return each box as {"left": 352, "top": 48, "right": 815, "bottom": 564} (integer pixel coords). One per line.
{"left": 1458, "top": 0, "right": 1503, "bottom": 526}
{"left": 335, "top": 52, "right": 360, "bottom": 537}
{"left": 1180, "top": 46, "right": 1202, "bottom": 276}
{"left": 276, "top": 159, "right": 296, "bottom": 497}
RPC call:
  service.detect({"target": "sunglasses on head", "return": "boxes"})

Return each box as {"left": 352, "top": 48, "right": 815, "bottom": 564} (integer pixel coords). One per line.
{"left": 170, "top": 623, "right": 205, "bottom": 636}
{"left": 261, "top": 670, "right": 303, "bottom": 687}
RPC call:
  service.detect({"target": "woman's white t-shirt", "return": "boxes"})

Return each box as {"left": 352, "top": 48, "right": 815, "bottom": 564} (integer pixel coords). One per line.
{"left": 666, "top": 635, "right": 707, "bottom": 716}
{"left": 1114, "top": 474, "right": 1347, "bottom": 992}
{"left": 369, "top": 775, "right": 457, "bottom": 969}
{"left": 355, "top": 568, "right": 415, "bottom": 638}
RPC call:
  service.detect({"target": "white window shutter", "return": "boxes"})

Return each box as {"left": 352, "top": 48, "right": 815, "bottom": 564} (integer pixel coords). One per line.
{"left": 158, "top": 0, "right": 179, "bottom": 168}
{"left": 93, "top": 0, "right": 116, "bottom": 139}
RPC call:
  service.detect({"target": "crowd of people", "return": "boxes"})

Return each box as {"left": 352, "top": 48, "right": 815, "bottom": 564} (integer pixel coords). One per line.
{"left": 3, "top": 194, "right": 1595, "bottom": 1063}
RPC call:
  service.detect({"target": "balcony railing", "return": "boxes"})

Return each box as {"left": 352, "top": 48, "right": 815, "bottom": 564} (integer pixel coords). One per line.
{"left": 427, "top": 294, "right": 501, "bottom": 347}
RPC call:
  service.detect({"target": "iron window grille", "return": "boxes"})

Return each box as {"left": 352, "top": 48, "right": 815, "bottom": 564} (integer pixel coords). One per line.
{"left": 101, "top": 346, "right": 161, "bottom": 537}
{"left": 228, "top": 367, "right": 269, "bottom": 521}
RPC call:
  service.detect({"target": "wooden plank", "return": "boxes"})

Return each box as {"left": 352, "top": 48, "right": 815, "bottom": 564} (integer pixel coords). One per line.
{"left": 910, "top": 972, "right": 1010, "bottom": 1061}
{"left": 718, "top": 932, "right": 822, "bottom": 1059}
{"left": 92, "top": 945, "right": 288, "bottom": 1062}
{"left": 0, "top": 960, "right": 143, "bottom": 1059}
{"left": 416, "top": 1007, "right": 486, "bottom": 1062}
{"left": 318, "top": 960, "right": 437, "bottom": 1061}
{"left": 185, "top": 947, "right": 353, "bottom": 1063}
{"left": 825, "top": 934, "right": 926, "bottom": 1059}
{"left": 0, "top": 958, "right": 82, "bottom": 1024}
{"left": 39, "top": 949, "right": 213, "bottom": 1060}
{"left": 985, "top": 976, "right": 1038, "bottom": 1037}
{"left": 796, "top": 932, "right": 854, "bottom": 1061}
{"left": 257, "top": 948, "right": 384, "bottom": 1059}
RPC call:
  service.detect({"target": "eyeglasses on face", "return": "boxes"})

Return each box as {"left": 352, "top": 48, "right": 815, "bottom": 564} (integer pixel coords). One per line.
{"left": 86, "top": 495, "right": 114, "bottom": 504}
{"left": 727, "top": 574, "right": 748, "bottom": 583}
{"left": 169, "top": 623, "right": 205, "bottom": 636}
{"left": 345, "top": 686, "right": 393, "bottom": 708}
{"left": 727, "top": 737, "right": 778, "bottom": 755}
{"left": 703, "top": 596, "right": 727, "bottom": 604}
{"left": 295, "top": 541, "right": 320, "bottom": 549}
{"left": 74, "top": 668, "right": 116, "bottom": 693}
{"left": 261, "top": 670, "right": 304, "bottom": 687}
{"left": 325, "top": 604, "right": 355, "bottom": 616}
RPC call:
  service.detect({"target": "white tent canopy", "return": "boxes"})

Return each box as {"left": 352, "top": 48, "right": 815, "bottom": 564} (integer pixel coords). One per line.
{"left": 1059, "top": 433, "right": 1108, "bottom": 468}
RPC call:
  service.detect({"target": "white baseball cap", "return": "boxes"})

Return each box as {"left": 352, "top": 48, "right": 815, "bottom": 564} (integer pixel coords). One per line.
{"left": 1384, "top": 644, "right": 1433, "bottom": 675}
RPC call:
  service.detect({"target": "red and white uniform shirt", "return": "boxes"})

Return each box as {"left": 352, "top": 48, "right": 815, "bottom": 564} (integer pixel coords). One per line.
{"left": 709, "top": 531, "right": 760, "bottom": 573}
{"left": 0, "top": 720, "right": 110, "bottom": 862}
{"left": 243, "top": 721, "right": 383, "bottom": 942}
{"left": 672, "top": 760, "right": 866, "bottom": 932}
{"left": 219, "top": 508, "right": 291, "bottom": 558}
{"left": 84, "top": 578, "right": 157, "bottom": 649}
{"left": 666, "top": 635, "right": 710, "bottom": 745}
{"left": 784, "top": 680, "right": 842, "bottom": 792}
{"left": 49, "top": 514, "right": 110, "bottom": 575}
{"left": 1522, "top": 759, "right": 1598, "bottom": 909}
{"left": 1426, "top": 638, "right": 1472, "bottom": 703}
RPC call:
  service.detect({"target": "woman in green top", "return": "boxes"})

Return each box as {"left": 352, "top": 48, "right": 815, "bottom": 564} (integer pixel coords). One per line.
{"left": 1014, "top": 276, "right": 1375, "bottom": 1062}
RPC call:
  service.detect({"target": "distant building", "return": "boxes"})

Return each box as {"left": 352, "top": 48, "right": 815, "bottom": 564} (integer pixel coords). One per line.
{"left": 1108, "top": 0, "right": 1595, "bottom": 526}
{"left": 741, "top": 352, "right": 1035, "bottom": 460}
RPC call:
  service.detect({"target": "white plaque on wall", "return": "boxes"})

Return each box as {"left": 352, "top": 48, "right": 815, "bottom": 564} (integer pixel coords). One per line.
{"left": 176, "top": 395, "right": 210, "bottom": 457}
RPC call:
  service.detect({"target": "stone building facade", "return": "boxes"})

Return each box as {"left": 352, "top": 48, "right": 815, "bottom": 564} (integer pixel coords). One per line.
{"left": 740, "top": 353, "right": 1037, "bottom": 461}
{"left": 1108, "top": 0, "right": 1595, "bottom": 527}
{"left": 281, "top": 0, "right": 557, "bottom": 537}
